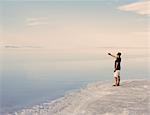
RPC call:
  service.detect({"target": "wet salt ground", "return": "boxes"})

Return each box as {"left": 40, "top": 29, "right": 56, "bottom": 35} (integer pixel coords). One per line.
{"left": 14, "top": 80, "right": 150, "bottom": 115}
{"left": 85, "top": 80, "right": 149, "bottom": 115}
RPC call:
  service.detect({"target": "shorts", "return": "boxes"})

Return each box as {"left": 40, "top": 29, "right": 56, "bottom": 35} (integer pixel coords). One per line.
{"left": 114, "top": 70, "right": 120, "bottom": 78}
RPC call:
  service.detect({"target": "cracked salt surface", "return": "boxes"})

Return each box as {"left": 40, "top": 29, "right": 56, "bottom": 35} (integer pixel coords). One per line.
{"left": 12, "top": 80, "right": 150, "bottom": 115}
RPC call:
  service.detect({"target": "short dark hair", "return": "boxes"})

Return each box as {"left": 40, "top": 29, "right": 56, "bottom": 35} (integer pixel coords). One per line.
{"left": 117, "top": 52, "right": 121, "bottom": 56}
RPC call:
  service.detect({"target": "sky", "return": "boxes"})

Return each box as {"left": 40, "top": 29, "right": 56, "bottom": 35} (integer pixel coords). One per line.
{"left": 0, "top": 0, "right": 149, "bottom": 49}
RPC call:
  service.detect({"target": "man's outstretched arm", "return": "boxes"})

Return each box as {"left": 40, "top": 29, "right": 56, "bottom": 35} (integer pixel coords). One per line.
{"left": 108, "top": 53, "right": 117, "bottom": 58}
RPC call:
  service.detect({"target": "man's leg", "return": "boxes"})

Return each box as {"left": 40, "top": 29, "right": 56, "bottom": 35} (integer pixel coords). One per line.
{"left": 113, "top": 77, "right": 117, "bottom": 86}
{"left": 117, "top": 76, "right": 120, "bottom": 86}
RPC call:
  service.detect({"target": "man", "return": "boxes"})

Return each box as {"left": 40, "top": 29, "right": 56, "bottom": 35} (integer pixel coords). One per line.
{"left": 108, "top": 52, "right": 121, "bottom": 86}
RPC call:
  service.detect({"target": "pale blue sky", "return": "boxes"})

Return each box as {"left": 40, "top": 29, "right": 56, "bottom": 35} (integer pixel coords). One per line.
{"left": 0, "top": 0, "right": 149, "bottom": 49}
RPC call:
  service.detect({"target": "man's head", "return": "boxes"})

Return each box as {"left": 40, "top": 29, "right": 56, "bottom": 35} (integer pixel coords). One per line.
{"left": 117, "top": 52, "right": 121, "bottom": 57}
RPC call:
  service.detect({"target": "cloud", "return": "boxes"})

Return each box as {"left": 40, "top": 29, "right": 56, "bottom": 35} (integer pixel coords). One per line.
{"left": 118, "top": 0, "right": 150, "bottom": 16}
{"left": 26, "top": 17, "right": 48, "bottom": 26}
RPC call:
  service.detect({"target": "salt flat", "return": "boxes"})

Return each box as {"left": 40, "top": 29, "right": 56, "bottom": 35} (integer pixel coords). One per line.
{"left": 14, "top": 80, "right": 150, "bottom": 115}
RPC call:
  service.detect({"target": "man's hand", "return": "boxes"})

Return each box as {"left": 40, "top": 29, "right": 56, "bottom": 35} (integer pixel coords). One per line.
{"left": 108, "top": 53, "right": 111, "bottom": 55}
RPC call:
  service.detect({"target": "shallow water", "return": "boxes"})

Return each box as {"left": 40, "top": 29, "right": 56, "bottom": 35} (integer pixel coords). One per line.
{"left": 0, "top": 47, "right": 149, "bottom": 114}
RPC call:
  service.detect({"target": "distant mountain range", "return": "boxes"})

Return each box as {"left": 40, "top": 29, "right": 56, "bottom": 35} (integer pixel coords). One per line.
{"left": 0, "top": 44, "right": 42, "bottom": 49}
{"left": 4, "top": 45, "right": 41, "bottom": 48}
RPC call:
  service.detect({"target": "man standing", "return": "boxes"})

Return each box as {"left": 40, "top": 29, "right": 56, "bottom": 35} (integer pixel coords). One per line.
{"left": 108, "top": 52, "right": 121, "bottom": 86}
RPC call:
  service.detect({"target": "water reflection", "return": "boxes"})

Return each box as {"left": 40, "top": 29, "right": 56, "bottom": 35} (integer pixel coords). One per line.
{"left": 0, "top": 48, "right": 149, "bottom": 113}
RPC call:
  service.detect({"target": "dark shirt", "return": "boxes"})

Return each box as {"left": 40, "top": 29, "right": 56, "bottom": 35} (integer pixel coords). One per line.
{"left": 115, "top": 57, "right": 121, "bottom": 70}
